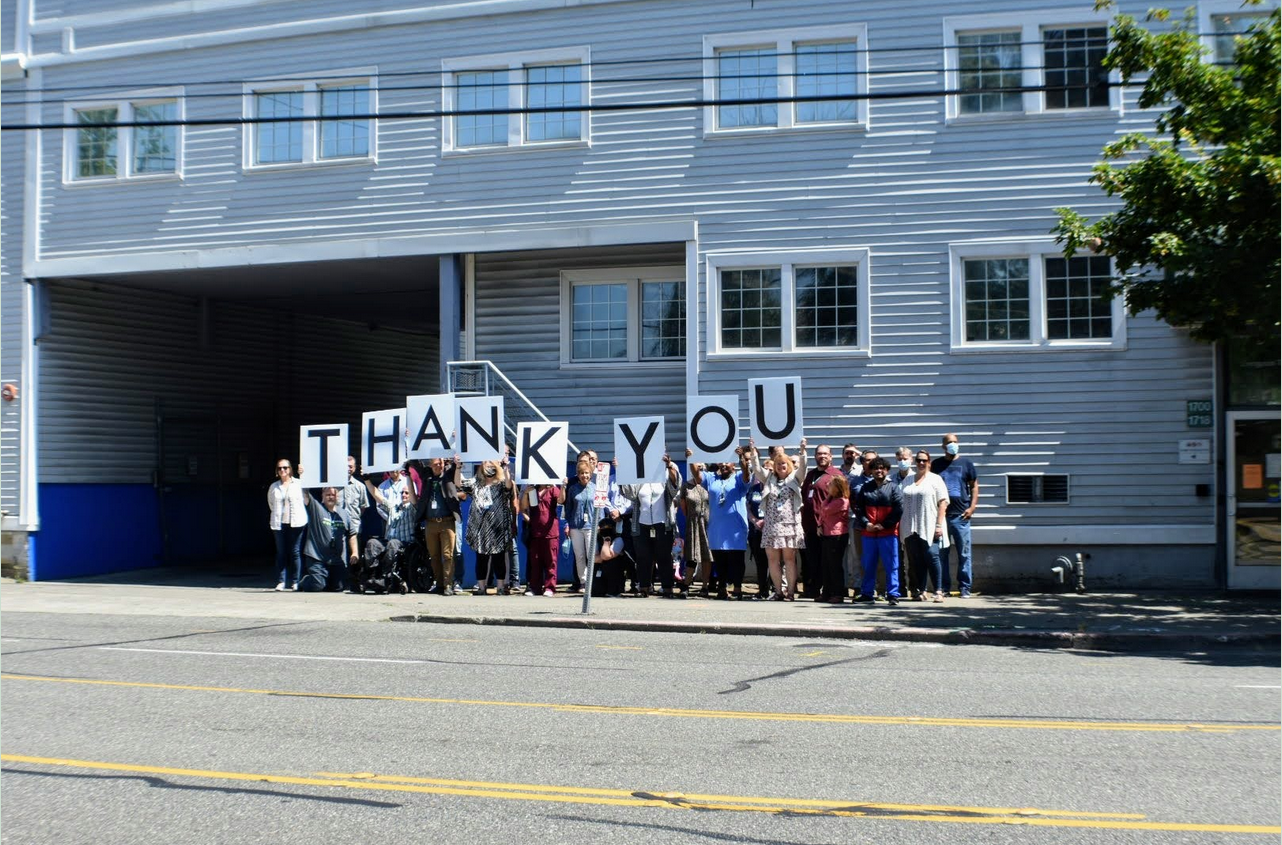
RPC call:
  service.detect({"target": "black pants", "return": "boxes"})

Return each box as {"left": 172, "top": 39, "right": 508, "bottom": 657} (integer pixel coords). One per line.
{"left": 818, "top": 533, "right": 849, "bottom": 599}
{"left": 633, "top": 524, "right": 672, "bottom": 593}
{"left": 749, "top": 532, "right": 769, "bottom": 594}
{"left": 801, "top": 529, "right": 822, "bottom": 597}
{"left": 475, "top": 552, "right": 506, "bottom": 587}
{"left": 712, "top": 550, "right": 745, "bottom": 592}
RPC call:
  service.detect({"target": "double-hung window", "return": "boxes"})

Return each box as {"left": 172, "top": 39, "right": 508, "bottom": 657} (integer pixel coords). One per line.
{"left": 243, "top": 73, "right": 376, "bottom": 169}
{"left": 64, "top": 90, "right": 183, "bottom": 182}
{"left": 706, "top": 250, "right": 871, "bottom": 356}
{"left": 561, "top": 268, "right": 685, "bottom": 365}
{"left": 945, "top": 11, "right": 1115, "bottom": 119}
{"left": 949, "top": 241, "right": 1125, "bottom": 351}
{"left": 703, "top": 24, "right": 869, "bottom": 134}
{"left": 443, "top": 48, "right": 590, "bottom": 152}
{"left": 1201, "top": 3, "right": 1273, "bottom": 66}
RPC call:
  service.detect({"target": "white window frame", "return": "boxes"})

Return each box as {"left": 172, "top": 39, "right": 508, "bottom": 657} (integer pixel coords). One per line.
{"left": 948, "top": 239, "right": 1126, "bottom": 352}
{"left": 1198, "top": 1, "right": 1277, "bottom": 66}
{"left": 943, "top": 9, "right": 1119, "bottom": 121}
{"left": 705, "top": 248, "right": 872, "bottom": 359}
{"left": 442, "top": 46, "right": 591, "bottom": 154}
{"left": 62, "top": 87, "right": 184, "bottom": 184}
{"left": 241, "top": 69, "right": 378, "bottom": 171}
{"left": 560, "top": 266, "right": 686, "bottom": 368}
{"left": 702, "top": 24, "right": 869, "bottom": 135}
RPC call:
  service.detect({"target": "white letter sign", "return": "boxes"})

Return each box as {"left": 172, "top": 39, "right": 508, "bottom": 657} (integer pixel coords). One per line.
{"left": 407, "top": 393, "right": 455, "bottom": 459}
{"left": 299, "top": 424, "right": 349, "bottom": 489}
{"left": 613, "top": 415, "right": 666, "bottom": 485}
{"left": 686, "top": 394, "right": 740, "bottom": 463}
{"left": 455, "top": 395, "right": 505, "bottom": 462}
{"left": 362, "top": 409, "right": 406, "bottom": 474}
{"left": 748, "top": 377, "right": 803, "bottom": 447}
{"left": 515, "top": 421, "right": 569, "bottom": 485}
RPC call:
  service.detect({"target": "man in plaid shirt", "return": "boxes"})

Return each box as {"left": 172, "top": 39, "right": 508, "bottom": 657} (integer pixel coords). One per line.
{"left": 365, "top": 468, "right": 419, "bottom": 545}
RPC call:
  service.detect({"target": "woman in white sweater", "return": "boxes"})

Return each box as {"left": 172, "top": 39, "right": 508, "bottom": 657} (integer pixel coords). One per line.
{"left": 268, "top": 458, "right": 308, "bottom": 591}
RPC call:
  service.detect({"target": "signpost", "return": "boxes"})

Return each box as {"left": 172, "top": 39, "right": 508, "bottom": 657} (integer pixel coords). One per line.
{"left": 582, "top": 461, "right": 611, "bottom": 615}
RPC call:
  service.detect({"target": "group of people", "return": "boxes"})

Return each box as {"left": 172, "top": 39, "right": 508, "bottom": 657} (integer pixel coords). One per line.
{"left": 265, "top": 434, "right": 979, "bottom": 603}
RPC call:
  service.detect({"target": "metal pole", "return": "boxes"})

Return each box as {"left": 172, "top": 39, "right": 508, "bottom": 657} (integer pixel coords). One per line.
{"left": 580, "top": 504, "right": 600, "bottom": 615}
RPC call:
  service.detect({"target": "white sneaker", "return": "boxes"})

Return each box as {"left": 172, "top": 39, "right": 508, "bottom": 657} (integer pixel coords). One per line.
{"left": 542, "top": 589, "right": 555, "bottom": 597}
{"left": 274, "top": 582, "right": 286, "bottom": 592}
{"left": 290, "top": 583, "right": 299, "bottom": 591}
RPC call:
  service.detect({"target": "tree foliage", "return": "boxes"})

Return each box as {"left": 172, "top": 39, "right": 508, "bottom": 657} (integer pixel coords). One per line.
{"left": 1054, "top": 5, "right": 1280, "bottom": 357}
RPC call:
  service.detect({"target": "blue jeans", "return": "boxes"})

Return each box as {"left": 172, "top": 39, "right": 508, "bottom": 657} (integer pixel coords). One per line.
{"left": 860, "top": 535, "right": 900, "bottom": 598}
{"left": 273, "top": 525, "right": 304, "bottom": 587}
{"left": 940, "top": 516, "right": 972, "bottom": 595}
{"left": 904, "top": 534, "right": 942, "bottom": 595}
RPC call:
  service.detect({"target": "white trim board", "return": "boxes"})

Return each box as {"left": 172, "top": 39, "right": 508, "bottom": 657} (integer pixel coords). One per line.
{"left": 29, "top": 219, "right": 699, "bottom": 278}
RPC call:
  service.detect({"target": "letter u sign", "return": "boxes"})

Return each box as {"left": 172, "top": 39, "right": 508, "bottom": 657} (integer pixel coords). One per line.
{"left": 747, "top": 377, "right": 803, "bottom": 446}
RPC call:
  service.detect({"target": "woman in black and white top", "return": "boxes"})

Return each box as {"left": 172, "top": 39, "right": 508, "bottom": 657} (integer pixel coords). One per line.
{"left": 268, "top": 458, "right": 308, "bottom": 591}
{"left": 458, "top": 455, "right": 519, "bottom": 595}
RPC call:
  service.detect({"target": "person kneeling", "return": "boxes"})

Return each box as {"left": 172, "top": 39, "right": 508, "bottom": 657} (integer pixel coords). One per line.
{"left": 300, "top": 486, "right": 358, "bottom": 592}
{"left": 593, "top": 518, "right": 626, "bottom": 597}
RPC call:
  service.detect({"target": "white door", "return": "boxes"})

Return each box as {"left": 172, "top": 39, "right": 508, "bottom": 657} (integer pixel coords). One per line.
{"left": 1227, "top": 411, "right": 1281, "bottom": 589}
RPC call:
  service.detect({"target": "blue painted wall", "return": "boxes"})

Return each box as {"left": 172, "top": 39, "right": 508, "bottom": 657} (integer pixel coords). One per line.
{"left": 35, "top": 484, "right": 163, "bottom": 580}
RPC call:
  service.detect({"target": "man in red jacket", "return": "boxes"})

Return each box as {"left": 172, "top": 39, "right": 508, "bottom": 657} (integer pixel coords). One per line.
{"left": 853, "top": 457, "right": 904, "bottom": 606}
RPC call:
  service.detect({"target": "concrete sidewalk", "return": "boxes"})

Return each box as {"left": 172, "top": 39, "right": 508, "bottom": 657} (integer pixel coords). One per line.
{"left": 1, "top": 567, "right": 1277, "bottom": 651}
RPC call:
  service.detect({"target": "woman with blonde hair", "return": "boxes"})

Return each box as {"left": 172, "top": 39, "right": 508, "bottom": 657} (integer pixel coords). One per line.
{"left": 747, "top": 438, "right": 808, "bottom": 601}
{"left": 457, "top": 454, "right": 518, "bottom": 595}
{"left": 564, "top": 458, "right": 597, "bottom": 593}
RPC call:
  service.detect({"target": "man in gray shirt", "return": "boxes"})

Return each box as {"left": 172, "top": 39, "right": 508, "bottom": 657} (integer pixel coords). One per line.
{"left": 300, "top": 486, "right": 358, "bottom": 592}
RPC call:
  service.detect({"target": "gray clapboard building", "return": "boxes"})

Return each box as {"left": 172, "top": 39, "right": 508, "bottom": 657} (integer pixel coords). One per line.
{"left": 1, "top": 0, "right": 1276, "bottom": 589}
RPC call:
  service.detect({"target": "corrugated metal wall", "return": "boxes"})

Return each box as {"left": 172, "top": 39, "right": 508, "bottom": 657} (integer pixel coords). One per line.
{"left": 38, "top": 278, "right": 439, "bottom": 484}
{"left": 474, "top": 244, "right": 687, "bottom": 454}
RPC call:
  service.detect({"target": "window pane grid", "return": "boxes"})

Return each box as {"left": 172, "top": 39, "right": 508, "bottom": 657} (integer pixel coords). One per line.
{"left": 720, "top": 268, "right": 782, "bottom": 349}
{"left": 456, "top": 70, "right": 509, "bottom": 147}
{"left": 795, "top": 265, "right": 858, "bottom": 347}
{"left": 131, "top": 101, "right": 177, "bottom": 174}
{"left": 320, "top": 85, "right": 370, "bottom": 158}
{"left": 717, "top": 48, "right": 778, "bottom": 128}
{"left": 75, "top": 108, "right": 118, "bottom": 177}
{"left": 957, "top": 31, "right": 1022, "bottom": 114}
{"left": 1045, "top": 255, "right": 1112, "bottom": 339}
{"left": 255, "top": 91, "right": 303, "bottom": 163}
{"left": 571, "top": 283, "right": 628, "bottom": 361}
{"left": 963, "top": 258, "right": 1030, "bottom": 342}
{"left": 1042, "top": 27, "right": 1109, "bottom": 109}
{"left": 526, "top": 64, "right": 582, "bottom": 142}
{"left": 795, "top": 43, "right": 858, "bottom": 123}
{"left": 640, "top": 281, "right": 686, "bottom": 359}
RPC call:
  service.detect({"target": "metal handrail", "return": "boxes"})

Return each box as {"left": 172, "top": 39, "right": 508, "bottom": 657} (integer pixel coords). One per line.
{"left": 447, "top": 360, "right": 579, "bottom": 457}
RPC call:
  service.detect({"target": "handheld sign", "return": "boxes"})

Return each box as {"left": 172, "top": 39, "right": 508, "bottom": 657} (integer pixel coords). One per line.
{"left": 592, "top": 462, "right": 612, "bottom": 508}
{"left": 686, "top": 394, "right": 740, "bottom": 463}
{"left": 455, "top": 395, "right": 505, "bottom": 462}
{"left": 515, "top": 421, "right": 569, "bottom": 485}
{"left": 299, "top": 424, "right": 349, "bottom": 489}
{"left": 748, "top": 376, "right": 803, "bottom": 447}
{"left": 362, "top": 409, "right": 405, "bottom": 474}
{"left": 406, "top": 393, "right": 455, "bottom": 459}
{"left": 613, "top": 415, "right": 666, "bottom": 484}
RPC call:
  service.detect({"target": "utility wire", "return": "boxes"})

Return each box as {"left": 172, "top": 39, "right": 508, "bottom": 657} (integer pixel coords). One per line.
{"left": 1, "top": 84, "right": 1125, "bottom": 131}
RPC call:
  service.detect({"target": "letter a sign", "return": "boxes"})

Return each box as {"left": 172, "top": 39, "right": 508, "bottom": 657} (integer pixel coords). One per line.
{"left": 747, "top": 377, "right": 803, "bottom": 447}
{"left": 406, "top": 394, "right": 455, "bottom": 459}
{"left": 299, "top": 424, "right": 349, "bottom": 488}
{"left": 515, "top": 421, "right": 568, "bottom": 485}
{"left": 686, "top": 395, "right": 739, "bottom": 463}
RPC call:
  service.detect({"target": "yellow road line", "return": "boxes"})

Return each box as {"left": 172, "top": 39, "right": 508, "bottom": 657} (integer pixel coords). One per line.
{"left": 2, "top": 754, "right": 1277, "bottom": 835}
{"left": 3, "top": 672, "right": 1277, "bottom": 734}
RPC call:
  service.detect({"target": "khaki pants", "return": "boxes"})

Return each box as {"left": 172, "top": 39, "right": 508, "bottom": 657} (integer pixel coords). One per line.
{"left": 426, "top": 518, "right": 455, "bottom": 590}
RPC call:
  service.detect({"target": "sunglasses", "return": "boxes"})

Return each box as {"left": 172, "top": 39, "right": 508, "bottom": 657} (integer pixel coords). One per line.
{"left": 915, "top": 458, "right": 929, "bottom": 464}
{"left": 277, "top": 466, "right": 291, "bottom": 472}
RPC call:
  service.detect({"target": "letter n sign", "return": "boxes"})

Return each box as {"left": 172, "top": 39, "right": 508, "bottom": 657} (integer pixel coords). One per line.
{"left": 686, "top": 395, "right": 739, "bottom": 463}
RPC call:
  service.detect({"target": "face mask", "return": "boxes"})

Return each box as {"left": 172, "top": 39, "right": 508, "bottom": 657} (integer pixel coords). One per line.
{"left": 945, "top": 443, "right": 959, "bottom": 456}
{"left": 483, "top": 466, "right": 497, "bottom": 478}
{"left": 898, "top": 459, "right": 913, "bottom": 471}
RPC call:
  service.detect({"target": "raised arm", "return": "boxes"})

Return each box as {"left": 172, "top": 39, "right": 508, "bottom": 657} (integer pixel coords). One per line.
{"left": 792, "top": 437, "right": 809, "bottom": 483}
{"left": 364, "top": 477, "right": 386, "bottom": 506}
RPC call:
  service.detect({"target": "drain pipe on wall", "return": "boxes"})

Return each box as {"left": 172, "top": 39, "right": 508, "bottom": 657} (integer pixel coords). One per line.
{"left": 1051, "top": 553, "right": 1088, "bottom": 593}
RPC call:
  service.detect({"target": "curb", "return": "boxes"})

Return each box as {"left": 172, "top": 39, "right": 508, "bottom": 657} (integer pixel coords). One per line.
{"left": 388, "top": 613, "right": 1280, "bottom": 651}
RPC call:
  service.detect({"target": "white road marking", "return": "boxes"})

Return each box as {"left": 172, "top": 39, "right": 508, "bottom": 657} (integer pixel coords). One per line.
{"left": 99, "top": 647, "right": 434, "bottom": 665}
{"left": 1234, "top": 685, "right": 1281, "bottom": 689}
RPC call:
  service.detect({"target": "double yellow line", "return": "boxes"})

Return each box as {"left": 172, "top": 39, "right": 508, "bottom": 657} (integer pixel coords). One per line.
{"left": 1, "top": 754, "right": 1277, "bottom": 834}
{"left": 4, "top": 673, "right": 1278, "bottom": 734}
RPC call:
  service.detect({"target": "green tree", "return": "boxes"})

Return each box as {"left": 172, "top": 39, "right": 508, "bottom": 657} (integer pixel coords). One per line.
{"left": 1054, "top": 5, "right": 1280, "bottom": 358}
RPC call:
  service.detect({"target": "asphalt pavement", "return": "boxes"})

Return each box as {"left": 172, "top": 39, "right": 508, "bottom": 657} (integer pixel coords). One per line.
{"left": 2, "top": 611, "right": 1279, "bottom": 844}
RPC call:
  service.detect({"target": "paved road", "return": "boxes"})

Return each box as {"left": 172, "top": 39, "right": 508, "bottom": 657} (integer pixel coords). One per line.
{"left": 2, "top": 611, "right": 1278, "bottom": 844}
